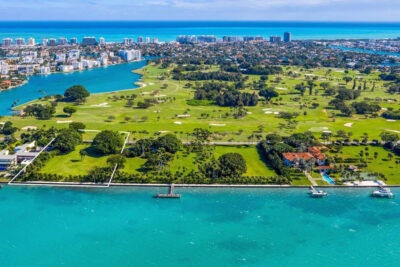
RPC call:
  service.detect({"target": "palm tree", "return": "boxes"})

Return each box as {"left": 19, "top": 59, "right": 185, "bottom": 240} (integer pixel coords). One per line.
{"left": 79, "top": 149, "right": 88, "bottom": 161}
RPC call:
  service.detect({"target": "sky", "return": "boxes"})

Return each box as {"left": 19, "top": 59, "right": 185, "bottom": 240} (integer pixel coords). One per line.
{"left": 0, "top": 0, "right": 399, "bottom": 21}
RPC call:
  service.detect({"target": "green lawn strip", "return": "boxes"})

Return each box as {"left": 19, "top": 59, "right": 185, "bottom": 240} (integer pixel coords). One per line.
{"left": 39, "top": 144, "right": 110, "bottom": 176}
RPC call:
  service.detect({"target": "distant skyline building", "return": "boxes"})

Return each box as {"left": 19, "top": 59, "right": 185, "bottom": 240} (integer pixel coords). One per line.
{"left": 270, "top": 36, "right": 282, "bottom": 43}
{"left": 124, "top": 38, "right": 133, "bottom": 45}
{"left": 176, "top": 35, "right": 196, "bottom": 44}
{"left": 27, "top": 38, "right": 35, "bottom": 46}
{"left": 99, "top": 37, "right": 105, "bottom": 45}
{"left": 223, "top": 36, "right": 242, "bottom": 42}
{"left": 197, "top": 35, "right": 217, "bottom": 43}
{"left": 243, "top": 36, "right": 255, "bottom": 42}
{"left": 145, "top": 37, "right": 150, "bottom": 43}
{"left": 2, "top": 38, "right": 12, "bottom": 47}
{"left": 42, "top": 38, "right": 48, "bottom": 46}
{"left": 48, "top": 38, "right": 57, "bottom": 46}
{"left": 152, "top": 37, "right": 159, "bottom": 44}
{"left": 58, "top": 37, "right": 68, "bottom": 45}
{"left": 284, "top": 32, "right": 292, "bottom": 42}
{"left": 137, "top": 36, "right": 143, "bottom": 43}
{"left": 15, "top": 38, "right": 25, "bottom": 46}
{"left": 70, "top": 37, "right": 78, "bottom": 45}
{"left": 81, "top": 36, "right": 97, "bottom": 46}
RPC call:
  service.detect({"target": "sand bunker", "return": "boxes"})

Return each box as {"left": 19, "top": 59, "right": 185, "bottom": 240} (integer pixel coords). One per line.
{"left": 247, "top": 112, "right": 253, "bottom": 114}
{"left": 154, "top": 95, "right": 166, "bottom": 97}
{"left": 56, "top": 120, "right": 73, "bottom": 124}
{"left": 274, "top": 112, "right": 280, "bottom": 115}
{"left": 210, "top": 123, "right": 226, "bottom": 126}
{"left": 265, "top": 111, "right": 272, "bottom": 114}
{"left": 91, "top": 102, "right": 110, "bottom": 107}
{"left": 149, "top": 83, "right": 154, "bottom": 85}
{"left": 276, "top": 87, "right": 288, "bottom": 91}
{"left": 159, "top": 131, "right": 170, "bottom": 133}
{"left": 22, "top": 126, "right": 38, "bottom": 130}
{"left": 386, "top": 129, "right": 400, "bottom": 134}
{"left": 344, "top": 123, "right": 353, "bottom": 128}
{"left": 386, "top": 119, "right": 397, "bottom": 122}
{"left": 174, "top": 121, "right": 182, "bottom": 125}
{"left": 177, "top": 114, "right": 190, "bottom": 118}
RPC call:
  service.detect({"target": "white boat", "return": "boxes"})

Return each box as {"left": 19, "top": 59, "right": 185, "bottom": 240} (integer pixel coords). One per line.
{"left": 371, "top": 187, "right": 394, "bottom": 198}
{"left": 309, "top": 186, "right": 327, "bottom": 198}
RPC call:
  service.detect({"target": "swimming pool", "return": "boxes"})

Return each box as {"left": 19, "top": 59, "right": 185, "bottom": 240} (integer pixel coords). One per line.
{"left": 322, "top": 174, "right": 335, "bottom": 184}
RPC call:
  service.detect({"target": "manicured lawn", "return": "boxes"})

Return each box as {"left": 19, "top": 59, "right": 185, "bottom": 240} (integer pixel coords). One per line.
{"left": 213, "top": 145, "right": 277, "bottom": 177}
{"left": 39, "top": 145, "right": 110, "bottom": 176}
{"left": 328, "top": 145, "right": 400, "bottom": 185}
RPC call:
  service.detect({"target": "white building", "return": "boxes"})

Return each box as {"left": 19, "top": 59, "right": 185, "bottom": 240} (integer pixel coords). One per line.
{"left": 28, "top": 38, "right": 35, "bottom": 46}
{"left": 67, "top": 49, "right": 80, "bottom": 60}
{"left": 59, "top": 65, "right": 74, "bottom": 72}
{"left": 38, "top": 66, "right": 51, "bottom": 74}
{"left": 119, "top": 49, "right": 141, "bottom": 61}
{"left": 15, "top": 38, "right": 25, "bottom": 46}
{"left": 2, "top": 38, "right": 12, "bottom": 47}
{"left": 99, "top": 37, "right": 105, "bottom": 45}
{"left": 72, "top": 61, "right": 84, "bottom": 70}
{"left": 42, "top": 38, "right": 48, "bottom": 46}
{"left": 55, "top": 54, "right": 66, "bottom": 62}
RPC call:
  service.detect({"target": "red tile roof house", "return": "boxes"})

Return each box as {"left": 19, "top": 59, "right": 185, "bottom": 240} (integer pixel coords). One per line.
{"left": 307, "top": 147, "right": 327, "bottom": 166}
{"left": 282, "top": 152, "right": 315, "bottom": 167}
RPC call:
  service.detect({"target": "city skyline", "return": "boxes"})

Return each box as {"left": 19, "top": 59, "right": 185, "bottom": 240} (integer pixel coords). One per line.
{"left": 0, "top": 0, "right": 399, "bottom": 22}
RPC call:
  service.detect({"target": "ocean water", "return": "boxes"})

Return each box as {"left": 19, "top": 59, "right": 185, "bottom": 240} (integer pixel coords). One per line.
{"left": 1, "top": 21, "right": 400, "bottom": 42}
{"left": 0, "top": 186, "right": 399, "bottom": 266}
{"left": 0, "top": 60, "right": 145, "bottom": 115}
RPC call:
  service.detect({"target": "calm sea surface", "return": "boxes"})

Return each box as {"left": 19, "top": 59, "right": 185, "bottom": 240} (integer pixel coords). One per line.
{"left": 0, "top": 186, "right": 399, "bottom": 266}
{"left": 0, "top": 60, "right": 146, "bottom": 115}
{"left": 1, "top": 21, "right": 400, "bottom": 41}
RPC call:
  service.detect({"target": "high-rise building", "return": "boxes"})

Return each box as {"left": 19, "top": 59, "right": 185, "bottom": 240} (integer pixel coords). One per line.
{"left": 152, "top": 37, "right": 159, "bottom": 44}
{"left": 27, "top": 38, "right": 35, "bottom": 46}
{"left": 48, "top": 38, "right": 57, "bottom": 46}
{"left": 197, "top": 35, "right": 217, "bottom": 43}
{"left": 243, "top": 36, "right": 255, "bottom": 42}
{"left": 145, "top": 37, "right": 150, "bottom": 43}
{"left": 42, "top": 38, "right": 48, "bottom": 46}
{"left": 269, "top": 36, "right": 282, "bottom": 43}
{"left": 124, "top": 38, "right": 133, "bottom": 45}
{"left": 119, "top": 49, "right": 141, "bottom": 61}
{"left": 81, "top": 37, "right": 98, "bottom": 46}
{"left": 284, "top": 32, "right": 292, "bottom": 42}
{"left": 176, "top": 35, "right": 196, "bottom": 44}
{"left": 223, "top": 36, "right": 242, "bottom": 42}
{"left": 70, "top": 37, "right": 78, "bottom": 45}
{"left": 254, "top": 36, "right": 263, "bottom": 41}
{"left": 15, "top": 38, "right": 25, "bottom": 46}
{"left": 99, "top": 37, "right": 105, "bottom": 45}
{"left": 58, "top": 37, "right": 68, "bottom": 45}
{"left": 2, "top": 38, "right": 12, "bottom": 47}
{"left": 137, "top": 36, "right": 143, "bottom": 43}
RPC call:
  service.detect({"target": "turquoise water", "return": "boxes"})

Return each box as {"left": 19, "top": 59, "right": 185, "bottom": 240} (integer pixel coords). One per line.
{"left": 330, "top": 45, "right": 400, "bottom": 57}
{"left": 1, "top": 21, "right": 400, "bottom": 41}
{"left": 0, "top": 186, "right": 400, "bottom": 266}
{"left": 323, "top": 174, "right": 335, "bottom": 184}
{"left": 0, "top": 61, "right": 145, "bottom": 115}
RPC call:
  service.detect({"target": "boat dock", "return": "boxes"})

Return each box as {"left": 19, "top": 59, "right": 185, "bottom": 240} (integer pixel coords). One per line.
{"left": 153, "top": 184, "right": 181, "bottom": 198}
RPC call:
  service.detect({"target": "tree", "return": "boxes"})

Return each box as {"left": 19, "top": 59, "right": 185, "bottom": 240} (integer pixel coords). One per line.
{"left": 79, "top": 149, "right": 88, "bottom": 161}
{"left": 92, "top": 130, "right": 123, "bottom": 155}
{"left": 380, "top": 132, "right": 399, "bottom": 143}
{"left": 155, "top": 134, "right": 182, "bottom": 153}
{"left": 218, "top": 153, "right": 247, "bottom": 177}
{"left": 343, "top": 76, "right": 353, "bottom": 84}
{"left": 63, "top": 106, "right": 77, "bottom": 117}
{"left": 259, "top": 87, "right": 279, "bottom": 101}
{"left": 69, "top": 122, "right": 86, "bottom": 132}
{"left": 107, "top": 154, "right": 126, "bottom": 168}
{"left": 295, "top": 83, "right": 306, "bottom": 96}
{"left": 54, "top": 128, "right": 82, "bottom": 153}
{"left": 64, "top": 85, "right": 90, "bottom": 102}
{"left": 1, "top": 121, "right": 17, "bottom": 135}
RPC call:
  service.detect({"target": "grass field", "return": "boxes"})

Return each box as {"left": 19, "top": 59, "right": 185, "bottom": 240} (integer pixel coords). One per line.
{"left": 328, "top": 145, "right": 400, "bottom": 185}
{"left": 4, "top": 63, "right": 399, "bottom": 143}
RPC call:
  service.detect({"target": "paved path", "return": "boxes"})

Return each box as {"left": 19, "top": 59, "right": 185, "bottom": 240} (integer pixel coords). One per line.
{"left": 304, "top": 171, "right": 318, "bottom": 186}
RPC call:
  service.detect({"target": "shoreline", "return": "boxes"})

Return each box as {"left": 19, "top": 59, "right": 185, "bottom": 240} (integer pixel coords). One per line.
{"left": 9, "top": 59, "right": 146, "bottom": 113}
{"left": 2, "top": 181, "right": 397, "bottom": 188}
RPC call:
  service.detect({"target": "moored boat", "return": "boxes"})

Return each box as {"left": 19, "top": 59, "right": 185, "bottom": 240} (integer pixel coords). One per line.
{"left": 309, "top": 186, "right": 327, "bottom": 198}
{"left": 371, "top": 187, "right": 393, "bottom": 198}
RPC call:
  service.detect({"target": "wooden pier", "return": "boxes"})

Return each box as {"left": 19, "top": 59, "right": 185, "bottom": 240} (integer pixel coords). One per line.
{"left": 153, "top": 184, "right": 181, "bottom": 199}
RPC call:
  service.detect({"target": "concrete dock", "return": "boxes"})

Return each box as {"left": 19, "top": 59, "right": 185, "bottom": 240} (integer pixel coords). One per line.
{"left": 153, "top": 184, "right": 181, "bottom": 198}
